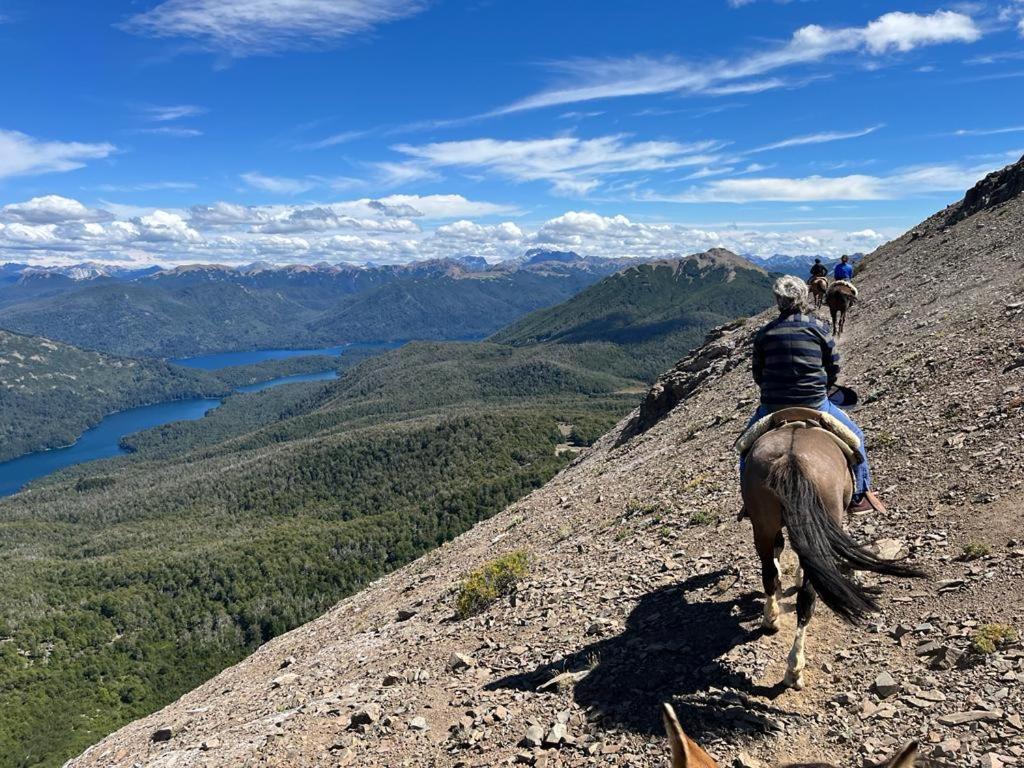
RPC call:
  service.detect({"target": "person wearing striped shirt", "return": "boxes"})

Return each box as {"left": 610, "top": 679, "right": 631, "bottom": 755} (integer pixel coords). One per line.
{"left": 740, "top": 275, "right": 885, "bottom": 514}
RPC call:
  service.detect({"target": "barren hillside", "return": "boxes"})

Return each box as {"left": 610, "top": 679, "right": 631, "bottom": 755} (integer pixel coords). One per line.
{"left": 70, "top": 161, "right": 1024, "bottom": 768}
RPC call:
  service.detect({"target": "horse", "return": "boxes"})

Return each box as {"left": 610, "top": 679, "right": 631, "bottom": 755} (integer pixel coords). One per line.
{"left": 740, "top": 414, "right": 924, "bottom": 689}
{"left": 825, "top": 280, "right": 857, "bottom": 336}
{"left": 808, "top": 276, "right": 828, "bottom": 309}
{"left": 662, "top": 703, "right": 919, "bottom": 767}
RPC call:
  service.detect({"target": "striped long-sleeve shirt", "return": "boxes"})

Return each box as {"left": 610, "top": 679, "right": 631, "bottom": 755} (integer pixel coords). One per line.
{"left": 752, "top": 310, "right": 840, "bottom": 407}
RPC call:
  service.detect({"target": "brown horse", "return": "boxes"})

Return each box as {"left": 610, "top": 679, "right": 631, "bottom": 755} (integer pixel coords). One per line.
{"left": 825, "top": 281, "right": 856, "bottom": 336}
{"left": 663, "top": 703, "right": 918, "bottom": 767}
{"left": 741, "top": 423, "right": 923, "bottom": 689}
{"left": 808, "top": 276, "right": 828, "bottom": 309}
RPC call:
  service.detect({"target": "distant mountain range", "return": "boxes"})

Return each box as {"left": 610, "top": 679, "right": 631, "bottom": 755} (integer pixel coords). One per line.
{"left": 0, "top": 252, "right": 639, "bottom": 357}
{"left": 0, "top": 249, "right": 855, "bottom": 358}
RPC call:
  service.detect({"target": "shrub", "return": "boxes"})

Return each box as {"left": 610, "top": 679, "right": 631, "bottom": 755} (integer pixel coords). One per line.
{"left": 455, "top": 551, "right": 530, "bottom": 619}
{"left": 689, "top": 510, "right": 716, "bottom": 526}
{"left": 962, "top": 541, "right": 991, "bottom": 560}
{"left": 970, "top": 624, "right": 1018, "bottom": 655}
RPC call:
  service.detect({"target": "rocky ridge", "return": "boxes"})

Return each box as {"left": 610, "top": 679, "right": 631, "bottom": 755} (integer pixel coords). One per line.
{"left": 70, "top": 160, "right": 1024, "bottom": 768}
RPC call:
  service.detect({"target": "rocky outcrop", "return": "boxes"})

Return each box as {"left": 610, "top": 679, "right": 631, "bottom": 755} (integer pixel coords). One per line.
{"left": 624, "top": 318, "right": 752, "bottom": 439}
{"left": 945, "top": 153, "right": 1024, "bottom": 226}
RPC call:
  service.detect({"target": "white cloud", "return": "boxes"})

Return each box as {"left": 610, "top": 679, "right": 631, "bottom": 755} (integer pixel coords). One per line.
{"left": 298, "top": 130, "right": 368, "bottom": 150}
{"left": 434, "top": 220, "right": 523, "bottom": 242}
{"left": 133, "top": 126, "right": 204, "bottom": 138}
{"left": 2, "top": 195, "right": 110, "bottom": 224}
{"left": 656, "top": 160, "right": 1001, "bottom": 203}
{"left": 372, "top": 161, "right": 441, "bottom": 187}
{"left": 241, "top": 172, "right": 316, "bottom": 195}
{"left": 394, "top": 134, "right": 724, "bottom": 194}
{"left": 0, "top": 129, "right": 115, "bottom": 179}
{"left": 121, "top": 0, "right": 428, "bottom": 56}
{"left": 749, "top": 125, "right": 883, "bottom": 154}
{"left": 496, "top": 11, "right": 981, "bottom": 113}
{"left": 133, "top": 210, "right": 203, "bottom": 243}
{"left": 953, "top": 125, "right": 1024, "bottom": 136}
{"left": 370, "top": 194, "right": 517, "bottom": 219}
{"left": 142, "top": 104, "right": 206, "bottom": 122}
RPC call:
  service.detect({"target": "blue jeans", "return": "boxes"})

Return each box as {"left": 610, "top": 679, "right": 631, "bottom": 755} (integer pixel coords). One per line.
{"left": 739, "top": 398, "right": 870, "bottom": 497}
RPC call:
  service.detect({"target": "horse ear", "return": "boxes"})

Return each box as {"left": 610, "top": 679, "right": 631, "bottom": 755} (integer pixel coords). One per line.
{"left": 884, "top": 741, "right": 919, "bottom": 768}
{"left": 662, "top": 703, "right": 717, "bottom": 767}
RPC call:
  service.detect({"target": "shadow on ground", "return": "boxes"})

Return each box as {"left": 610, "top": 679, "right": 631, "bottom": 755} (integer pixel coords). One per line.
{"left": 489, "top": 570, "right": 797, "bottom": 743}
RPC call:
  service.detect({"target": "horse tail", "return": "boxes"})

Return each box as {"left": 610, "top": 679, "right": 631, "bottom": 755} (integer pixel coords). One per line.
{"left": 765, "top": 454, "right": 924, "bottom": 623}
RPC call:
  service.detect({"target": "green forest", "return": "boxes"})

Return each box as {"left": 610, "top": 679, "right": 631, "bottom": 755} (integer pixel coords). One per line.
{"left": 0, "top": 250, "right": 772, "bottom": 766}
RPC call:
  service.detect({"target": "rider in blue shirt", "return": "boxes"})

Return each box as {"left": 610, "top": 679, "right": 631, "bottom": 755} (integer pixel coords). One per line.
{"left": 834, "top": 254, "right": 854, "bottom": 281}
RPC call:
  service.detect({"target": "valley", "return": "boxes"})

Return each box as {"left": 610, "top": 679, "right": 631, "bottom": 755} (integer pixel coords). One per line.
{"left": 0, "top": 249, "right": 773, "bottom": 766}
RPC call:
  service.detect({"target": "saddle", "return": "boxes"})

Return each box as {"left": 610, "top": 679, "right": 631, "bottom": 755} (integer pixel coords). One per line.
{"left": 734, "top": 406, "right": 863, "bottom": 466}
{"left": 828, "top": 279, "right": 858, "bottom": 298}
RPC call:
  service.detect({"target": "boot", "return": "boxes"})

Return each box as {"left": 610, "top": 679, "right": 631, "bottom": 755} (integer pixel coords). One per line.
{"left": 848, "top": 489, "right": 887, "bottom": 515}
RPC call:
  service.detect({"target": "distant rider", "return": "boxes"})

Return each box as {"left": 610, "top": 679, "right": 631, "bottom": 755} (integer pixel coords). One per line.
{"left": 809, "top": 258, "right": 828, "bottom": 280}
{"left": 834, "top": 254, "right": 854, "bottom": 281}
{"left": 741, "top": 276, "right": 885, "bottom": 514}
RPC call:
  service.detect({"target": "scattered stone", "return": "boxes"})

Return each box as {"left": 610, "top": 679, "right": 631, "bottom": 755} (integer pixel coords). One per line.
{"left": 350, "top": 704, "right": 382, "bottom": 726}
{"left": 270, "top": 673, "right": 299, "bottom": 688}
{"left": 151, "top": 726, "right": 173, "bottom": 743}
{"left": 522, "top": 724, "right": 544, "bottom": 748}
{"left": 543, "top": 722, "right": 568, "bottom": 747}
{"left": 937, "top": 710, "right": 1002, "bottom": 726}
{"left": 873, "top": 671, "right": 900, "bottom": 698}
{"left": 408, "top": 716, "right": 428, "bottom": 731}
{"left": 447, "top": 652, "right": 474, "bottom": 672}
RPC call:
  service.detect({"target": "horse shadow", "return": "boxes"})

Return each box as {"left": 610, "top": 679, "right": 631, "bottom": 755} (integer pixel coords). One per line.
{"left": 488, "top": 570, "right": 797, "bottom": 744}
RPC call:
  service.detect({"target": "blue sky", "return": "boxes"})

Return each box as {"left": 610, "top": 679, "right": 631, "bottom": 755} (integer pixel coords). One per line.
{"left": 1, "top": 0, "right": 1023, "bottom": 266}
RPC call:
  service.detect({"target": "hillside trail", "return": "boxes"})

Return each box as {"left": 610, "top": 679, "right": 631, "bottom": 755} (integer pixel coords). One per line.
{"left": 71, "top": 166, "right": 1024, "bottom": 768}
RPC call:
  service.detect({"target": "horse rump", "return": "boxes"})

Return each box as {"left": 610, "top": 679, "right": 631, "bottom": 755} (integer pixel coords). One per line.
{"left": 764, "top": 454, "right": 924, "bottom": 623}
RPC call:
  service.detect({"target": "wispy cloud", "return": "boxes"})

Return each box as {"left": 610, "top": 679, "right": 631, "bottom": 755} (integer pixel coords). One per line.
{"left": 240, "top": 172, "right": 316, "bottom": 195}
{"left": 393, "top": 134, "right": 726, "bottom": 195}
{"left": 748, "top": 124, "right": 883, "bottom": 154}
{"left": 953, "top": 125, "right": 1024, "bottom": 136}
{"left": 142, "top": 104, "right": 206, "bottom": 122}
{"left": 649, "top": 160, "right": 1001, "bottom": 203}
{"left": 493, "top": 10, "right": 982, "bottom": 114}
{"left": 94, "top": 181, "right": 199, "bottom": 192}
{"left": 298, "top": 130, "right": 369, "bottom": 150}
{"left": 0, "top": 129, "right": 116, "bottom": 179}
{"left": 132, "top": 126, "right": 204, "bottom": 138}
{"left": 120, "top": 0, "right": 429, "bottom": 57}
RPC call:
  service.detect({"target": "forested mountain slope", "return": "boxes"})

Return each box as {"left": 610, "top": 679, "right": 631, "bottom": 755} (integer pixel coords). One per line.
{"left": 0, "top": 330, "right": 219, "bottom": 461}
{"left": 69, "top": 158, "right": 1024, "bottom": 768}
{"left": 492, "top": 248, "right": 774, "bottom": 378}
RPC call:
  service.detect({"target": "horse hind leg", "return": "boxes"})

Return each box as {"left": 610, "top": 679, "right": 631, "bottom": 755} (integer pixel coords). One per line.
{"left": 755, "top": 527, "right": 784, "bottom": 633}
{"left": 784, "top": 571, "right": 817, "bottom": 689}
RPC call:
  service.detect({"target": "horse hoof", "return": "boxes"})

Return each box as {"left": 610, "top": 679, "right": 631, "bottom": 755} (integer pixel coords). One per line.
{"left": 784, "top": 670, "right": 805, "bottom": 690}
{"left": 761, "top": 618, "right": 780, "bottom": 634}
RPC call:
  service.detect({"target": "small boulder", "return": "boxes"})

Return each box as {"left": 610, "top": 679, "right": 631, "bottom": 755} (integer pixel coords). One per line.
{"left": 448, "top": 652, "right": 474, "bottom": 672}
{"left": 522, "top": 724, "right": 544, "bottom": 748}
{"left": 873, "top": 671, "right": 900, "bottom": 698}
{"left": 350, "top": 703, "right": 382, "bottom": 726}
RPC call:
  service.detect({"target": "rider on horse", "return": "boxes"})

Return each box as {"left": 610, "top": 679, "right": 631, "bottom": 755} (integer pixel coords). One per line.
{"left": 834, "top": 254, "right": 854, "bottom": 281}
{"left": 809, "top": 258, "right": 828, "bottom": 280}
{"left": 741, "top": 275, "right": 885, "bottom": 514}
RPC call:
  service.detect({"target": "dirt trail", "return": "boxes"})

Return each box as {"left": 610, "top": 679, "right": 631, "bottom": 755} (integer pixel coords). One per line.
{"left": 71, "top": 163, "right": 1024, "bottom": 768}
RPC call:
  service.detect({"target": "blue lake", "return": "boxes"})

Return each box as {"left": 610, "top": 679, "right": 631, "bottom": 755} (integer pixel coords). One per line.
{"left": 0, "top": 368, "right": 340, "bottom": 498}
{"left": 172, "top": 346, "right": 348, "bottom": 370}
